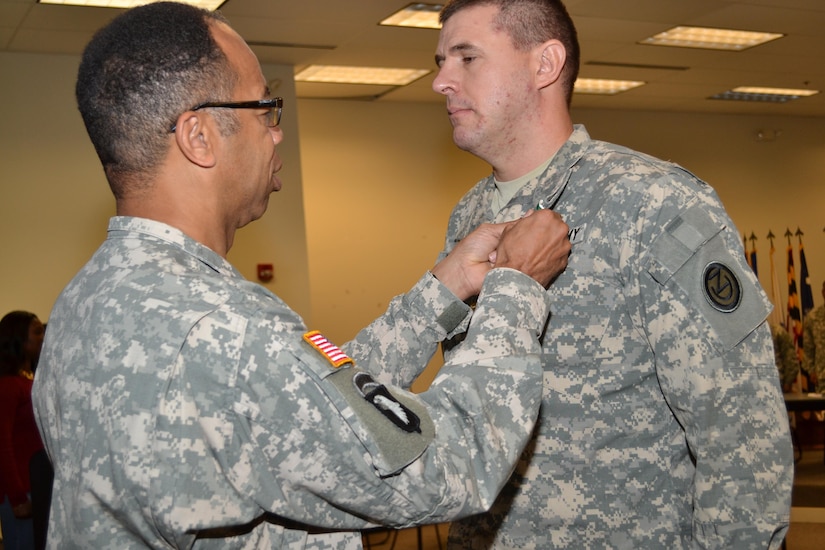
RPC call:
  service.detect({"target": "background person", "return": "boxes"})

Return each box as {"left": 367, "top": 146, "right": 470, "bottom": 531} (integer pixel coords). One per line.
{"left": 31, "top": 2, "right": 571, "bottom": 548}
{"left": 0, "top": 310, "right": 46, "bottom": 550}
{"left": 803, "top": 281, "right": 825, "bottom": 392}
{"left": 771, "top": 323, "right": 799, "bottom": 392}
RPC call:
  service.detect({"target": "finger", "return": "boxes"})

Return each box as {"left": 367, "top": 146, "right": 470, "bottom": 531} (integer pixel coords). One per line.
{"left": 480, "top": 221, "right": 512, "bottom": 239}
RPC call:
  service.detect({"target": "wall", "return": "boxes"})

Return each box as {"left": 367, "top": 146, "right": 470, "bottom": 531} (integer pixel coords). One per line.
{"left": 0, "top": 52, "right": 312, "bottom": 324}
{"left": 574, "top": 108, "right": 825, "bottom": 323}
{"left": 297, "top": 98, "right": 489, "bottom": 342}
{"left": 0, "top": 52, "right": 111, "bottom": 322}
{"left": 3, "top": 50, "right": 825, "bottom": 386}
{"left": 299, "top": 100, "right": 825, "bottom": 359}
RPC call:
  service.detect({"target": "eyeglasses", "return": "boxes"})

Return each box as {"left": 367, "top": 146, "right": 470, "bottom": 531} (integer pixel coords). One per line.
{"left": 169, "top": 97, "right": 283, "bottom": 132}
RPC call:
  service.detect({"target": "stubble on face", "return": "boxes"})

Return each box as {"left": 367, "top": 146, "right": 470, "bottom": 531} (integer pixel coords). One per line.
{"left": 437, "top": 6, "right": 536, "bottom": 166}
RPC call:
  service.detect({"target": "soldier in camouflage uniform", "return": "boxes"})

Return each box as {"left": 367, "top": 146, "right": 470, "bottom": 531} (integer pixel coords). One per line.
{"left": 803, "top": 282, "right": 825, "bottom": 391}
{"left": 771, "top": 323, "right": 799, "bottom": 391}
{"left": 350, "top": 0, "right": 794, "bottom": 548}
{"left": 31, "top": 2, "right": 573, "bottom": 548}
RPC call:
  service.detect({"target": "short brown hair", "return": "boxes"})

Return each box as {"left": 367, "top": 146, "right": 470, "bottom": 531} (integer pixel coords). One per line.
{"left": 440, "top": 0, "right": 580, "bottom": 106}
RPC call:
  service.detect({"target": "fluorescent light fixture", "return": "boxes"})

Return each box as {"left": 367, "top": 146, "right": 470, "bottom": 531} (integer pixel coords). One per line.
{"left": 38, "top": 0, "right": 225, "bottom": 9}
{"left": 295, "top": 65, "right": 431, "bottom": 86}
{"left": 640, "top": 26, "right": 783, "bottom": 51}
{"left": 574, "top": 78, "right": 645, "bottom": 95}
{"left": 710, "top": 86, "right": 819, "bottom": 103}
{"left": 380, "top": 3, "right": 443, "bottom": 29}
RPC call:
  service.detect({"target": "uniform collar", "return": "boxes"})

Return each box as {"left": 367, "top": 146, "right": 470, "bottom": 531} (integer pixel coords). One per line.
{"left": 490, "top": 124, "right": 592, "bottom": 221}
{"left": 107, "top": 216, "right": 240, "bottom": 277}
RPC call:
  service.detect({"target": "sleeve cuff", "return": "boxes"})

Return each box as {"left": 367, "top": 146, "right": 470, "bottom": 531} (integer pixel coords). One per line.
{"left": 407, "top": 271, "right": 472, "bottom": 338}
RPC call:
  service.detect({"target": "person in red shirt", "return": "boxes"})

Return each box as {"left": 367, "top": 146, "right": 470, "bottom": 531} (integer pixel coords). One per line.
{"left": 0, "top": 311, "right": 46, "bottom": 550}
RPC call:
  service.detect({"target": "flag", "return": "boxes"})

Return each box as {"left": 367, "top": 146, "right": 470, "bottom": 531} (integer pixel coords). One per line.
{"left": 748, "top": 232, "right": 758, "bottom": 278}
{"left": 767, "top": 231, "right": 784, "bottom": 327}
{"left": 786, "top": 230, "right": 802, "bottom": 356}
{"left": 797, "top": 230, "right": 814, "bottom": 369}
{"left": 798, "top": 230, "right": 814, "bottom": 320}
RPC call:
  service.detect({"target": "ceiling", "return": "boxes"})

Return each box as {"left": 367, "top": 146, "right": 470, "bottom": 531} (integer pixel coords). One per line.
{"left": 3, "top": 0, "right": 825, "bottom": 117}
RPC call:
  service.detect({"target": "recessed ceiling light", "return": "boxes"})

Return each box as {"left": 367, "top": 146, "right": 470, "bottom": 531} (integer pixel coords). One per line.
{"left": 710, "top": 86, "right": 819, "bottom": 103}
{"left": 37, "top": 0, "right": 225, "bottom": 10}
{"left": 295, "top": 65, "right": 431, "bottom": 86}
{"left": 574, "top": 78, "right": 645, "bottom": 95}
{"left": 640, "top": 26, "right": 783, "bottom": 51}
{"left": 380, "top": 3, "right": 443, "bottom": 29}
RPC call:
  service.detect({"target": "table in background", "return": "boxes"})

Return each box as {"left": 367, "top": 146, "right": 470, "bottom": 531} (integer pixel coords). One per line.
{"left": 784, "top": 393, "right": 825, "bottom": 464}
{"left": 784, "top": 393, "right": 825, "bottom": 412}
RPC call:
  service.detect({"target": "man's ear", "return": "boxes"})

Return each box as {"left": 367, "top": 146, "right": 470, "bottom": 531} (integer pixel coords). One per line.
{"left": 536, "top": 39, "right": 566, "bottom": 90}
{"left": 173, "top": 112, "right": 217, "bottom": 168}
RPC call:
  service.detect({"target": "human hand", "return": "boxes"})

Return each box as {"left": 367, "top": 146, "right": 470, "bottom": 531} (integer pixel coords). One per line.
{"left": 13, "top": 499, "right": 32, "bottom": 519}
{"left": 493, "top": 209, "right": 570, "bottom": 288}
{"left": 431, "top": 222, "right": 507, "bottom": 300}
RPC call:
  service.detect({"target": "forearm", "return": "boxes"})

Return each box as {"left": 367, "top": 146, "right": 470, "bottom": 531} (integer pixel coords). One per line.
{"left": 255, "top": 269, "right": 549, "bottom": 529}
{"left": 344, "top": 271, "right": 471, "bottom": 388}
{"left": 656, "top": 320, "right": 792, "bottom": 548}
{"left": 379, "top": 268, "right": 550, "bottom": 524}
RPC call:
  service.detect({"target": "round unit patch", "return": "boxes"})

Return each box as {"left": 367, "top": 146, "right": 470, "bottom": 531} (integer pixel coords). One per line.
{"left": 702, "top": 262, "right": 742, "bottom": 313}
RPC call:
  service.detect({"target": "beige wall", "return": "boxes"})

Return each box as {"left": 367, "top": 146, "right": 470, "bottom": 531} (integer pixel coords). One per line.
{"left": 299, "top": 99, "right": 825, "bottom": 354}
{"left": 573, "top": 108, "right": 825, "bottom": 321}
{"left": 0, "top": 52, "right": 312, "bottom": 324}
{"left": 297, "top": 99, "right": 825, "bottom": 388}
{"left": 3, "top": 51, "right": 825, "bottom": 385}
{"left": 297, "top": 98, "right": 489, "bottom": 344}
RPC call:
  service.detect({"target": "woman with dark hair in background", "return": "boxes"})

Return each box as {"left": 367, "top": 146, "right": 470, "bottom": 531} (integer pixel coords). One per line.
{"left": 0, "top": 311, "right": 49, "bottom": 550}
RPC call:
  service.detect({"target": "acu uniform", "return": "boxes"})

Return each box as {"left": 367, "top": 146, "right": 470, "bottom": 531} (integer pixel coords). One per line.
{"left": 803, "top": 305, "right": 825, "bottom": 392}
{"left": 771, "top": 323, "right": 799, "bottom": 390}
{"left": 351, "top": 125, "right": 793, "bottom": 549}
{"left": 32, "top": 216, "right": 552, "bottom": 549}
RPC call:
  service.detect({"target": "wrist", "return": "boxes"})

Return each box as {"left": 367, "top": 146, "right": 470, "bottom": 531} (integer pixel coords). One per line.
{"left": 431, "top": 263, "right": 470, "bottom": 301}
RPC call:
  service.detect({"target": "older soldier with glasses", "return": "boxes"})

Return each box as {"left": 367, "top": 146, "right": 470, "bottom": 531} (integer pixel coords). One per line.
{"left": 32, "top": 1, "right": 572, "bottom": 548}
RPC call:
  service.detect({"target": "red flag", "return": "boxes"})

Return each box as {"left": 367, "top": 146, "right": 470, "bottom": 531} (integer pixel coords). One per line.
{"left": 786, "top": 230, "right": 802, "bottom": 356}
{"left": 767, "top": 231, "right": 784, "bottom": 327}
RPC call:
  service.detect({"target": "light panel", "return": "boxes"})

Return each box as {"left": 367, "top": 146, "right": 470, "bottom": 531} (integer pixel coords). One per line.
{"left": 295, "top": 65, "right": 431, "bottom": 86}
{"left": 733, "top": 86, "right": 818, "bottom": 97}
{"left": 640, "top": 26, "right": 783, "bottom": 51}
{"left": 574, "top": 78, "right": 645, "bottom": 95}
{"left": 38, "top": 0, "right": 225, "bottom": 9}
{"left": 710, "top": 86, "right": 819, "bottom": 103}
{"left": 380, "top": 3, "right": 442, "bottom": 29}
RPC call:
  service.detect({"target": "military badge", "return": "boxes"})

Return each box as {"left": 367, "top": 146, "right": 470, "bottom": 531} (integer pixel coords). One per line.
{"left": 353, "top": 372, "right": 422, "bottom": 433}
{"left": 702, "top": 261, "right": 741, "bottom": 312}
{"left": 303, "top": 330, "right": 353, "bottom": 368}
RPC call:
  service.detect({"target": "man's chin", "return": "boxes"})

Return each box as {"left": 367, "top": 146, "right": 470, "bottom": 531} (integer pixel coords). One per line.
{"left": 452, "top": 132, "right": 476, "bottom": 153}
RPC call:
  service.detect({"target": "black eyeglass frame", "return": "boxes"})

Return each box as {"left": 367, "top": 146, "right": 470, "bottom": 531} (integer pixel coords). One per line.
{"left": 169, "top": 97, "right": 283, "bottom": 133}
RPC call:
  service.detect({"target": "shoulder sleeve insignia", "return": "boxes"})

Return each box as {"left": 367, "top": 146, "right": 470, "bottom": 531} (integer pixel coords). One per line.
{"left": 353, "top": 372, "right": 421, "bottom": 433}
{"left": 303, "top": 330, "right": 353, "bottom": 368}
{"left": 703, "top": 261, "right": 742, "bottom": 312}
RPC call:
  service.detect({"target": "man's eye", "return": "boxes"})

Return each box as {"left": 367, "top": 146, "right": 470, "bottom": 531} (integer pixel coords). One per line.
{"left": 462, "top": 56, "right": 475, "bottom": 64}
